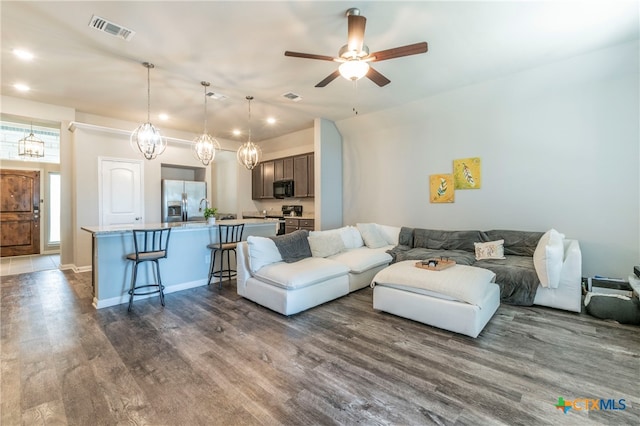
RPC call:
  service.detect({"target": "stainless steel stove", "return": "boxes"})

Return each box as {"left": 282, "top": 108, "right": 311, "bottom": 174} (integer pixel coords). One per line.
{"left": 268, "top": 205, "right": 302, "bottom": 235}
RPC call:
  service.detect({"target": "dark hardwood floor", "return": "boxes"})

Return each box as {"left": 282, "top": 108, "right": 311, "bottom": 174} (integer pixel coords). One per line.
{"left": 1, "top": 269, "right": 638, "bottom": 425}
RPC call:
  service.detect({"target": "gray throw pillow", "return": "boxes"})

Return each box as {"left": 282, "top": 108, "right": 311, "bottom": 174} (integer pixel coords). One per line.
{"left": 269, "top": 230, "right": 312, "bottom": 263}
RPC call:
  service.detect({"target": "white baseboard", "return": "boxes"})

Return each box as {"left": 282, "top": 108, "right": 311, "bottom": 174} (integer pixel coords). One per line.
{"left": 92, "top": 278, "right": 215, "bottom": 309}
{"left": 59, "top": 264, "right": 92, "bottom": 273}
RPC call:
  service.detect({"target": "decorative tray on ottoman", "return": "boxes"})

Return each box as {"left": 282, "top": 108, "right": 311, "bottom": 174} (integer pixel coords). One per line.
{"left": 415, "top": 258, "right": 456, "bottom": 271}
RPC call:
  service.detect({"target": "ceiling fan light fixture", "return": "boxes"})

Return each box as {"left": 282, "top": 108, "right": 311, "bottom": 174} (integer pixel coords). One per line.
{"left": 131, "top": 62, "right": 167, "bottom": 160}
{"left": 193, "top": 81, "right": 220, "bottom": 166}
{"left": 339, "top": 60, "right": 369, "bottom": 81}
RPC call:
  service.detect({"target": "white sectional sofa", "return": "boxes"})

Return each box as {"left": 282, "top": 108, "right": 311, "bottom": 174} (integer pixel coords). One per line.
{"left": 236, "top": 224, "right": 400, "bottom": 315}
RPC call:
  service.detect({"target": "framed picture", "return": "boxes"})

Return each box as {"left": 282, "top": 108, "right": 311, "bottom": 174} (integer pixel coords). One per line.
{"left": 430, "top": 174, "right": 454, "bottom": 203}
{"left": 453, "top": 157, "right": 481, "bottom": 189}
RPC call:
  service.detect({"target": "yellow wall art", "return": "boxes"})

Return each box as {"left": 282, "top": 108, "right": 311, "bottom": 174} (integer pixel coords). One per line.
{"left": 430, "top": 174, "right": 454, "bottom": 203}
{"left": 453, "top": 157, "right": 481, "bottom": 189}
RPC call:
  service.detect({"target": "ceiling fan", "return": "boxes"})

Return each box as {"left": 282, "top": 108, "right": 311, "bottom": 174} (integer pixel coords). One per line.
{"left": 284, "top": 7, "right": 428, "bottom": 88}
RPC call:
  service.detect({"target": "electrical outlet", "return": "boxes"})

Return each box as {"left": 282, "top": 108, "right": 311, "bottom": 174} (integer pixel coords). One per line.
{"left": 204, "top": 254, "right": 210, "bottom": 264}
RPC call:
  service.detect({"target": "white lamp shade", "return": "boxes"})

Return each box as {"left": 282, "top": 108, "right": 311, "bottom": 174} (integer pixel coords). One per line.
{"left": 339, "top": 60, "right": 370, "bottom": 81}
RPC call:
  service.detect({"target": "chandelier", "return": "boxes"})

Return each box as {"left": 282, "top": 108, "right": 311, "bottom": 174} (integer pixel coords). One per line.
{"left": 193, "top": 81, "right": 221, "bottom": 166}
{"left": 130, "top": 62, "right": 167, "bottom": 160}
{"left": 236, "top": 96, "right": 262, "bottom": 170}
{"left": 18, "top": 124, "right": 45, "bottom": 159}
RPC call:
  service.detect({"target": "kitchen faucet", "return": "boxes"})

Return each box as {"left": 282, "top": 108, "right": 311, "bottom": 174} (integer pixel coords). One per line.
{"left": 198, "top": 198, "right": 209, "bottom": 212}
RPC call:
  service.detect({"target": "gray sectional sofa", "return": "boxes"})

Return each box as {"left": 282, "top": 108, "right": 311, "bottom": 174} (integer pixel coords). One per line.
{"left": 387, "top": 227, "right": 583, "bottom": 312}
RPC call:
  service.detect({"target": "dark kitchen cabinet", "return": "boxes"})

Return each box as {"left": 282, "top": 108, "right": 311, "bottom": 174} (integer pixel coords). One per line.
{"left": 274, "top": 158, "right": 293, "bottom": 182}
{"left": 262, "top": 160, "right": 274, "bottom": 198}
{"left": 274, "top": 159, "right": 284, "bottom": 181}
{"left": 283, "top": 157, "right": 294, "bottom": 180}
{"left": 252, "top": 153, "right": 313, "bottom": 200}
{"left": 251, "top": 164, "right": 263, "bottom": 200}
{"left": 285, "top": 218, "right": 314, "bottom": 234}
{"left": 307, "top": 153, "right": 314, "bottom": 197}
{"left": 294, "top": 154, "right": 314, "bottom": 198}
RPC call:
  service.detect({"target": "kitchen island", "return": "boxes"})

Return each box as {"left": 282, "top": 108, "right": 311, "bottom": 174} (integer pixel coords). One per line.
{"left": 81, "top": 219, "right": 278, "bottom": 309}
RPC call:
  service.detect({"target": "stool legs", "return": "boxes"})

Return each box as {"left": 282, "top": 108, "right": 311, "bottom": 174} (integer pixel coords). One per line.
{"left": 127, "top": 259, "right": 166, "bottom": 312}
{"left": 207, "top": 248, "right": 237, "bottom": 289}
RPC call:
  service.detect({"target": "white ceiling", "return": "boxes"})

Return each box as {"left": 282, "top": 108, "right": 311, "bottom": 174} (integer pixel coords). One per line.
{"left": 1, "top": 1, "right": 638, "bottom": 142}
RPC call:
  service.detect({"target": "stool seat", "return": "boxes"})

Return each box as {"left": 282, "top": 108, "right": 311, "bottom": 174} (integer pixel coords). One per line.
{"left": 208, "top": 224, "right": 244, "bottom": 288}
{"left": 207, "top": 242, "right": 237, "bottom": 251}
{"left": 126, "top": 228, "right": 171, "bottom": 311}
{"left": 126, "top": 250, "right": 167, "bottom": 261}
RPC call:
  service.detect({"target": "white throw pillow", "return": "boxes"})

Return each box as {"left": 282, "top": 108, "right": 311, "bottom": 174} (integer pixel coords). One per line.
{"left": 533, "top": 229, "right": 565, "bottom": 288}
{"left": 356, "top": 223, "right": 388, "bottom": 249}
{"left": 341, "top": 226, "right": 364, "bottom": 249}
{"left": 308, "top": 232, "right": 345, "bottom": 258}
{"left": 247, "top": 236, "right": 282, "bottom": 273}
{"left": 474, "top": 239, "right": 506, "bottom": 260}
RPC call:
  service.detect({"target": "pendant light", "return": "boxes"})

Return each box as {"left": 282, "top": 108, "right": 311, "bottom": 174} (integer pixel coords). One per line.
{"left": 130, "top": 62, "right": 167, "bottom": 160}
{"left": 18, "top": 123, "right": 45, "bottom": 159}
{"left": 236, "top": 96, "right": 262, "bottom": 170}
{"left": 193, "top": 81, "right": 221, "bottom": 166}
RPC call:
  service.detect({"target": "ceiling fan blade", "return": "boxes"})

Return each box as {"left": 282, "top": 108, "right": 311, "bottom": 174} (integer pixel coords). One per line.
{"left": 347, "top": 14, "right": 366, "bottom": 53}
{"left": 366, "top": 67, "right": 391, "bottom": 87}
{"left": 369, "top": 42, "right": 428, "bottom": 62}
{"left": 315, "top": 70, "right": 341, "bottom": 88}
{"left": 284, "top": 51, "right": 336, "bottom": 62}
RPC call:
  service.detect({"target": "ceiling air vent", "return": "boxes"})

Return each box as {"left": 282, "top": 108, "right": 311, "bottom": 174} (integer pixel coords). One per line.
{"left": 206, "top": 92, "right": 227, "bottom": 101}
{"left": 88, "top": 15, "right": 135, "bottom": 41}
{"left": 281, "top": 92, "right": 302, "bottom": 102}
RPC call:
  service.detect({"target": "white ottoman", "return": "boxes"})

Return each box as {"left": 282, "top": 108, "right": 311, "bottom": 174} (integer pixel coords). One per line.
{"left": 372, "top": 261, "right": 500, "bottom": 338}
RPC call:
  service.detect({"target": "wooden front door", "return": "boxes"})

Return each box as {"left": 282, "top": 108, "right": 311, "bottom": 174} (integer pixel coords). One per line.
{"left": 0, "top": 170, "right": 40, "bottom": 257}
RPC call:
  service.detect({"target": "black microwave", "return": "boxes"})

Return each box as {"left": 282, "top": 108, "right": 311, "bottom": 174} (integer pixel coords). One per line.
{"left": 273, "top": 179, "right": 294, "bottom": 198}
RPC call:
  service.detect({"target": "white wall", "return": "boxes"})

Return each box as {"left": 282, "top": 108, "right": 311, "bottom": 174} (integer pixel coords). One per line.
{"left": 314, "top": 118, "right": 343, "bottom": 230}
{"left": 211, "top": 150, "right": 239, "bottom": 215}
{"left": 1, "top": 96, "right": 75, "bottom": 266}
{"left": 337, "top": 41, "right": 639, "bottom": 278}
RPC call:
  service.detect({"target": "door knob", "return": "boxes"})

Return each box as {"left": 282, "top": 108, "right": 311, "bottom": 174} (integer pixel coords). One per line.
{"left": 135, "top": 217, "right": 142, "bottom": 221}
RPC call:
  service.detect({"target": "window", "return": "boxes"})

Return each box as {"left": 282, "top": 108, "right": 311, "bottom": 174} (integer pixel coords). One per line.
{"left": 0, "top": 120, "right": 60, "bottom": 164}
{"left": 49, "top": 172, "right": 60, "bottom": 244}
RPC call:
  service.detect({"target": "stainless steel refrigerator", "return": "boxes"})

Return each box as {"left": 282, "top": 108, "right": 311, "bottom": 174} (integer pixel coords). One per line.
{"left": 161, "top": 179, "right": 207, "bottom": 222}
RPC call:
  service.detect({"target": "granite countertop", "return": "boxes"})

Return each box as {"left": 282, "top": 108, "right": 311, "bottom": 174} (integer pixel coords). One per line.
{"left": 81, "top": 218, "right": 280, "bottom": 235}
{"left": 242, "top": 211, "right": 315, "bottom": 220}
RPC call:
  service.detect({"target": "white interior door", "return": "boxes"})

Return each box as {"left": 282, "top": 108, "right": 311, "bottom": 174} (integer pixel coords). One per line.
{"left": 99, "top": 158, "right": 143, "bottom": 226}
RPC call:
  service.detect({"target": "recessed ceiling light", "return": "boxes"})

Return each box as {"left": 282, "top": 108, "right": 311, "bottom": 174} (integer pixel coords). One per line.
{"left": 158, "top": 113, "right": 169, "bottom": 121}
{"left": 266, "top": 117, "right": 276, "bottom": 125}
{"left": 13, "top": 49, "right": 34, "bottom": 60}
{"left": 232, "top": 129, "right": 241, "bottom": 136}
{"left": 14, "top": 83, "right": 30, "bottom": 92}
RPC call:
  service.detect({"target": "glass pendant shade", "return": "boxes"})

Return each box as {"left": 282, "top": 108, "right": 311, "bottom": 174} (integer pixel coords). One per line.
{"left": 18, "top": 129, "right": 45, "bottom": 158}
{"left": 339, "top": 60, "right": 370, "bottom": 81}
{"left": 237, "top": 96, "right": 262, "bottom": 170}
{"left": 131, "top": 62, "right": 166, "bottom": 160}
{"left": 192, "top": 81, "right": 220, "bottom": 166}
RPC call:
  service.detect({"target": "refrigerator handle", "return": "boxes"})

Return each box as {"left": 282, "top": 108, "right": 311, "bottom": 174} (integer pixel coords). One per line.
{"left": 182, "top": 193, "right": 187, "bottom": 221}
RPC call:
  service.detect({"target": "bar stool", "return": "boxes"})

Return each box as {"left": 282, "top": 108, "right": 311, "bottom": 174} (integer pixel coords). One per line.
{"left": 126, "top": 228, "right": 171, "bottom": 311}
{"left": 207, "top": 223, "right": 244, "bottom": 288}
